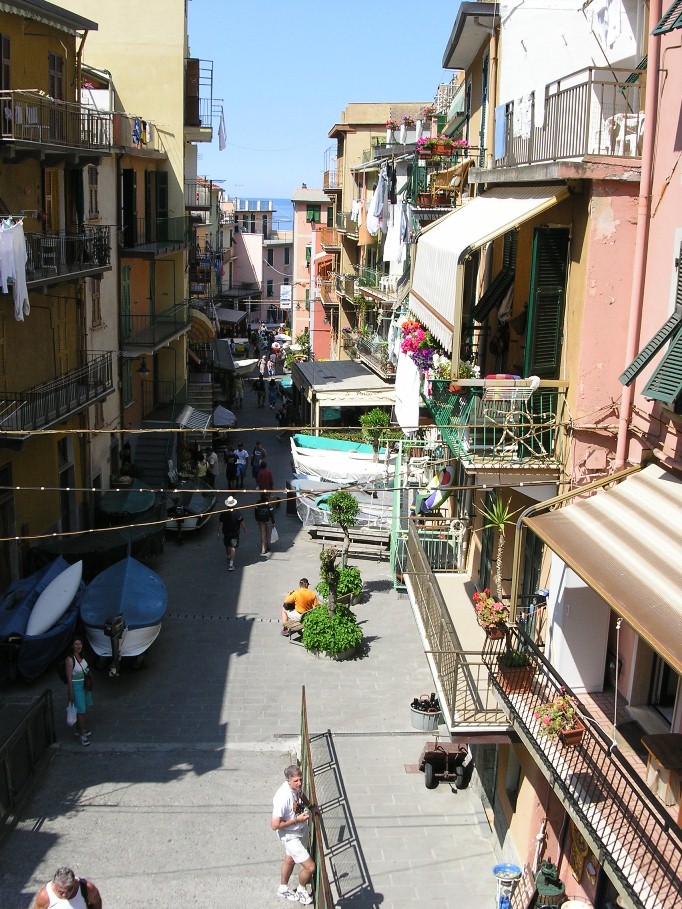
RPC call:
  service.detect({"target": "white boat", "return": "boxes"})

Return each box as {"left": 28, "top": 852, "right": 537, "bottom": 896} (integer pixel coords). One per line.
{"left": 290, "top": 434, "right": 396, "bottom": 484}
{"left": 233, "top": 358, "right": 258, "bottom": 376}
{"left": 25, "top": 561, "right": 83, "bottom": 637}
{"left": 292, "top": 478, "right": 393, "bottom": 529}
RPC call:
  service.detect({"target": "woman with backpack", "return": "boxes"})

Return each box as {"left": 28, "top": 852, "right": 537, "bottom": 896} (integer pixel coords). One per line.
{"left": 65, "top": 636, "right": 93, "bottom": 747}
{"left": 254, "top": 493, "right": 275, "bottom": 555}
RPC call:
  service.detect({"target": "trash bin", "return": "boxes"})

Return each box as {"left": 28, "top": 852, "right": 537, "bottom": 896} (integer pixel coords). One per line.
{"left": 286, "top": 481, "right": 298, "bottom": 516}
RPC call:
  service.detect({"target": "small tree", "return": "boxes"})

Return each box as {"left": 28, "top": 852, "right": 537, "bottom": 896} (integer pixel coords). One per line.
{"left": 479, "top": 496, "right": 519, "bottom": 602}
{"left": 359, "top": 407, "right": 390, "bottom": 462}
{"left": 327, "top": 490, "right": 359, "bottom": 569}
{"left": 319, "top": 546, "right": 341, "bottom": 615}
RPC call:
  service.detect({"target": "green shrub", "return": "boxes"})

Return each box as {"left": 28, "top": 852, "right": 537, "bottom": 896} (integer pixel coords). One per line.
{"left": 497, "top": 650, "right": 531, "bottom": 668}
{"left": 316, "top": 566, "right": 362, "bottom": 602}
{"left": 302, "top": 603, "right": 364, "bottom": 655}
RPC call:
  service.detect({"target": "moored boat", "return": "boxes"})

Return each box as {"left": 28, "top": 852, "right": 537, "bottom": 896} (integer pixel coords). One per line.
{"left": 290, "top": 433, "right": 397, "bottom": 484}
{"left": 165, "top": 478, "right": 217, "bottom": 532}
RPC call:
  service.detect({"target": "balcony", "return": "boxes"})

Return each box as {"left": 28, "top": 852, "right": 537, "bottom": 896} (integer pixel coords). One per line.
{"left": 185, "top": 180, "right": 214, "bottom": 210}
{"left": 323, "top": 169, "right": 341, "bottom": 191}
{"left": 0, "top": 91, "right": 111, "bottom": 158}
{"left": 355, "top": 335, "right": 395, "bottom": 380}
{"left": 121, "top": 216, "right": 192, "bottom": 257}
{"left": 121, "top": 303, "right": 191, "bottom": 353}
{"left": 494, "top": 66, "right": 645, "bottom": 169}
{"left": 318, "top": 226, "right": 341, "bottom": 251}
{"left": 25, "top": 227, "right": 112, "bottom": 288}
{"left": 112, "top": 113, "right": 164, "bottom": 154}
{"left": 335, "top": 211, "right": 354, "bottom": 233}
{"left": 482, "top": 626, "right": 682, "bottom": 909}
{"left": 0, "top": 353, "right": 113, "bottom": 443}
{"left": 184, "top": 58, "right": 213, "bottom": 143}
{"left": 400, "top": 519, "right": 509, "bottom": 733}
{"left": 425, "top": 378, "right": 567, "bottom": 476}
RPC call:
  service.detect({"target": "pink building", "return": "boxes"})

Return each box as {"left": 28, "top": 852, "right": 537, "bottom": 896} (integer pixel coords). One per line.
{"left": 291, "top": 186, "right": 334, "bottom": 359}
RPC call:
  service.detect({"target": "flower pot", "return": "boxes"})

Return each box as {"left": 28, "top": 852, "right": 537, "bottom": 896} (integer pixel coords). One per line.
{"left": 559, "top": 720, "right": 586, "bottom": 747}
{"left": 410, "top": 705, "right": 443, "bottom": 731}
{"left": 399, "top": 124, "right": 406, "bottom": 144}
{"left": 386, "top": 128, "right": 394, "bottom": 144}
{"left": 483, "top": 622, "right": 507, "bottom": 640}
{"left": 415, "top": 119, "right": 423, "bottom": 140}
{"left": 431, "top": 142, "right": 454, "bottom": 156}
{"left": 497, "top": 664, "right": 534, "bottom": 694}
{"left": 417, "top": 192, "right": 432, "bottom": 208}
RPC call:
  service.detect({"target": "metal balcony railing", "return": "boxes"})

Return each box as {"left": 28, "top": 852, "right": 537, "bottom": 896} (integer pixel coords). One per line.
{"left": 185, "top": 58, "right": 213, "bottom": 131}
{"left": 318, "top": 226, "right": 341, "bottom": 249}
{"left": 335, "top": 211, "right": 353, "bottom": 232}
{"left": 121, "top": 215, "right": 192, "bottom": 251}
{"left": 425, "top": 378, "right": 567, "bottom": 470}
{"left": 495, "top": 66, "right": 646, "bottom": 168}
{"left": 121, "top": 303, "right": 190, "bottom": 349}
{"left": 334, "top": 273, "right": 355, "bottom": 298}
{"left": 404, "top": 520, "right": 508, "bottom": 729}
{"left": 25, "top": 227, "right": 111, "bottom": 285}
{"left": 483, "top": 625, "right": 682, "bottom": 909}
{"left": 323, "top": 169, "right": 341, "bottom": 190}
{"left": 355, "top": 336, "right": 395, "bottom": 379}
{"left": 0, "top": 90, "right": 112, "bottom": 151}
{"left": 185, "top": 180, "right": 214, "bottom": 210}
{"left": 0, "top": 353, "right": 113, "bottom": 437}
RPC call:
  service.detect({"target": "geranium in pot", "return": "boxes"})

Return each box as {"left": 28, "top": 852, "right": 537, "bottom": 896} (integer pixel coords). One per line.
{"left": 534, "top": 691, "right": 585, "bottom": 746}
{"left": 472, "top": 588, "right": 509, "bottom": 637}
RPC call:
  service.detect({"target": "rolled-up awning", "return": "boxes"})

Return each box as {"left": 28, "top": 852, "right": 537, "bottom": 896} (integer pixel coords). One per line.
{"left": 524, "top": 463, "right": 682, "bottom": 675}
{"left": 410, "top": 184, "right": 570, "bottom": 352}
{"left": 176, "top": 405, "right": 212, "bottom": 430}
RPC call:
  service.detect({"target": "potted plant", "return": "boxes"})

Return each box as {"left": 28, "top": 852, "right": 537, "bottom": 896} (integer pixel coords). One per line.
{"left": 496, "top": 649, "right": 534, "bottom": 694}
{"left": 326, "top": 491, "right": 359, "bottom": 569}
{"left": 386, "top": 118, "right": 398, "bottom": 143}
{"left": 359, "top": 407, "right": 390, "bottom": 463}
{"left": 317, "top": 564, "right": 362, "bottom": 606}
{"left": 534, "top": 691, "right": 585, "bottom": 746}
{"left": 472, "top": 588, "right": 510, "bottom": 638}
{"left": 301, "top": 600, "right": 363, "bottom": 660}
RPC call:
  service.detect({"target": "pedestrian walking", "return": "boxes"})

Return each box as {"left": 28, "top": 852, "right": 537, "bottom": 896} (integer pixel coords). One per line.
{"left": 251, "top": 439, "right": 267, "bottom": 485}
{"left": 196, "top": 452, "right": 208, "bottom": 482}
{"left": 224, "top": 446, "right": 238, "bottom": 490}
{"left": 255, "top": 492, "right": 275, "bottom": 555}
{"left": 271, "top": 765, "right": 318, "bottom": 904}
{"left": 268, "top": 378, "right": 278, "bottom": 409}
{"left": 205, "top": 446, "right": 218, "bottom": 488}
{"left": 258, "top": 355, "right": 268, "bottom": 377}
{"left": 256, "top": 459, "right": 274, "bottom": 496}
{"left": 267, "top": 358, "right": 275, "bottom": 378}
{"left": 234, "top": 441, "right": 249, "bottom": 490}
{"left": 234, "top": 375, "right": 244, "bottom": 410}
{"left": 65, "top": 636, "right": 93, "bottom": 746}
{"left": 255, "top": 375, "right": 266, "bottom": 408}
{"left": 218, "top": 496, "right": 247, "bottom": 571}
{"left": 34, "top": 867, "right": 102, "bottom": 909}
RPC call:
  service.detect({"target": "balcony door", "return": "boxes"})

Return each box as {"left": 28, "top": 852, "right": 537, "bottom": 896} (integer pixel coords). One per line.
{"left": 121, "top": 169, "right": 137, "bottom": 247}
{"left": 649, "top": 656, "right": 679, "bottom": 727}
{"left": 48, "top": 52, "right": 65, "bottom": 142}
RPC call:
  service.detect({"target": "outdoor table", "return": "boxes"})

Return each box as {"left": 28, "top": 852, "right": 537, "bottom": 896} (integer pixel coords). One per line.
{"left": 641, "top": 733, "right": 682, "bottom": 819}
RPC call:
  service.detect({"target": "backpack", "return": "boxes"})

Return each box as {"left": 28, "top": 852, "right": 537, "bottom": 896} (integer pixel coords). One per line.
{"left": 254, "top": 503, "right": 271, "bottom": 523}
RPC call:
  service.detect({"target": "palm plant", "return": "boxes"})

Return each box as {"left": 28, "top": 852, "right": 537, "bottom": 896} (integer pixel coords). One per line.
{"left": 479, "top": 496, "right": 519, "bottom": 601}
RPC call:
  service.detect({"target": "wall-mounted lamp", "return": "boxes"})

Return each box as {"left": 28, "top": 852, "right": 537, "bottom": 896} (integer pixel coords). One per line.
{"left": 137, "top": 357, "right": 150, "bottom": 376}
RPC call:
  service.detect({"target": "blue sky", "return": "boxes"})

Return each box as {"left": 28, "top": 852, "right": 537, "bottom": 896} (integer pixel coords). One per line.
{"left": 187, "top": 0, "right": 459, "bottom": 200}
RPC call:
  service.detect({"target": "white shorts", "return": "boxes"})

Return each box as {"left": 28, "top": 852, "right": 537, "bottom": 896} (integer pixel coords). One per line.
{"left": 280, "top": 835, "right": 310, "bottom": 864}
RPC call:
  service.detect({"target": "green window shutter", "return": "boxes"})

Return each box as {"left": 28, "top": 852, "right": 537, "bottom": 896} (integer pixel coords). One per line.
{"left": 524, "top": 227, "right": 570, "bottom": 378}
{"left": 619, "top": 312, "right": 682, "bottom": 385}
{"left": 306, "top": 204, "right": 321, "bottom": 223}
{"left": 123, "top": 360, "right": 133, "bottom": 407}
{"left": 642, "top": 330, "right": 682, "bottom": 404}
{"left": 327, "top": 206, "right": 333, "bottom": 227}
{"left": 472, "top": 267, "right": 515, "bottom": 321}
{"left": 305, "top": 245, "right": 311, "bottom": 265}
{"left": 653, "top": 0, "right": 682, "bottom": 34}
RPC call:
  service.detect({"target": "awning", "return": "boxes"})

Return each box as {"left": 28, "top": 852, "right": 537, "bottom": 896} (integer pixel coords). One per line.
{"left": 176, "top": 405, "right": 212, "bottom": 430}
{"left": 410, "top": 184, "right": 570, "bottom": 352}
{"left": 189, "top": 308, "right": 216, "bottom": 342}
{"left": 214, "top": 307, "right": 248, "bottom": 325}
{"left": 213, "top": 339, "right": 236, "bottom": 372}
{"left": 524, "top": 463, "right": 682, "bottom": 675}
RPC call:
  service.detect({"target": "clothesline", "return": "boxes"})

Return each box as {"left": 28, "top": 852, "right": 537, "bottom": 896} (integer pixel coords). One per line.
{"left": 0, "top": 218, "right": 29, "bottom": 321}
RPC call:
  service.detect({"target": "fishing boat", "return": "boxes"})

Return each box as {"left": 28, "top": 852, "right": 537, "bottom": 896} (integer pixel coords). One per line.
{"left": 165, "top": 478, "right": 217, "bottom": 533}
{"left": 290, "top": 433, "right": 397, "bottom": 484}
{"left": 291, "top": 478, "right": 393, "bottom": 529}
{"left": 80, "top": 556, "right": 168, "bottom": 668}
{"left": 233, "top": 358, "right": 259, "bottom": 376}
{"left": 0, "top": 558, "right": 82, "bottom": 683}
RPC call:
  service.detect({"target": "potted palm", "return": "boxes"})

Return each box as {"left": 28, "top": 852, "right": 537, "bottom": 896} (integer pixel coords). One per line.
{"left": 534, "top": 691, "right": 585, "bottom": 746}
{"left": 496, "top": 649, "right": 534, "bottom": 694}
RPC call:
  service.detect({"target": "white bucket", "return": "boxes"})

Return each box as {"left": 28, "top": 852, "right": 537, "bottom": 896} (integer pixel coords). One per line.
{"left": 410, "top": 706, "right": 443, "bottom": 731}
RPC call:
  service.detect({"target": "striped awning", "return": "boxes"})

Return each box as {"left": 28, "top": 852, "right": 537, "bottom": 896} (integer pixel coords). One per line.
{"left": 525, "top": 464, "right": 682, "bottom": 675}
{"left": 176, "top": 405, "right": 212, "bottom": 430}
{"left": 410, "top": 184, "right": 570, "bottom": 353}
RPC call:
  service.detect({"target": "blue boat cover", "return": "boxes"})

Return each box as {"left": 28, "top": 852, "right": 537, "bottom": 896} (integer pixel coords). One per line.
{"left": 0, "top": 557, "right": 70, "bottom": 639}
{"left": 16, "top": 580, "right": 82, "bottom": 682}
{"left": 292, "top": 433, "right": 385, "bottom": 455}
{"left": 79, "top": 557, "right": 168, "bottom": 630}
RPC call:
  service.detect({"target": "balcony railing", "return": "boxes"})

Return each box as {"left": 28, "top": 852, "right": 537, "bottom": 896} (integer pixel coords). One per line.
{"left": 495, "top": 66, "right": 645, "bottom": 168}
{"left": 184, "top": 58, "right": 213, "bottom": 132}
{"left": 25, "top": 227, "right": 111, "bottom": 285}
{"left": 318, "top": 226, "right": 341, "bottom": 249}
{"left": 335, "top": 211, "right": 354, "bottom": 233}
{"left": 185, "top": 180, "right": 214, "bottom": 210}
{"left": 323, "top": 169, "right": 341, "bottom": 191}
{"left": 403, "top": 520, "right": 508, "bottom": 729}
{"left": 0, "top": 90, "right": 112, "bottom": 152}
{"left": 425, "top": 378, "right": 567, "bottom": 471}
{"left": 483, "top": 625, "right": 682, "bottom": 909}
{"left": 0, "top": 353, "right": 113, "bottom": 439}
{"left": 121, "top": 303, "right": 191, "bottom": 349}
{"left": 334, "top": 273, "right": 355, "bottom": 298}
{"left": 355, "top": 335, "right": 395, "bottom": 379}
{"left": 121, "top": 216, "right": 192, "bottom": 252}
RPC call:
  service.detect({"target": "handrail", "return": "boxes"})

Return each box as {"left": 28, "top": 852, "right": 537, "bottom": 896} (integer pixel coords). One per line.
{"left": 0, "top": 90, "right": 112, "bottom": 150}
{"left": 483, "top": 625, "right": 682, "bottom": 909}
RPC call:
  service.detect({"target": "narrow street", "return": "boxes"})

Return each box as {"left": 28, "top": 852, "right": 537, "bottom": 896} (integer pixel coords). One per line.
{"left": 0, "top": 387, "right": 497, "bottom": 908}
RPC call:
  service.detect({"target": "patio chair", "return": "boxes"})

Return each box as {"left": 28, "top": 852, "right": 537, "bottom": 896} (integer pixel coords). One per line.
{"left": 481, "top": 375, "right": 542, "bottom": 455}
{"left": 429, "top": 157, "right": 475, "bottom": 206}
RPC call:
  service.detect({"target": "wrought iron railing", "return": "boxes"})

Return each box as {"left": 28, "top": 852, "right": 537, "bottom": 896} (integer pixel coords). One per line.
{"left": 0, "top": 90, "right": 112, "bottom": 150}
{"left": 404, "top": 520, "right": 508, "bottom": 728}
{"left": 300, "top": 686, "right": 335, "bottom": 909}
{"left": 495, "top": 66, "right": 645, "bottom": 167}
{"left": 334, "top": 273, "right": 355, "bottom": 298}
{"left": 0, "top": 691, "right": 55, "bottom": 844}
{"left": 323, "top": 169, "right": 341, "bottom": 190}
{"left": 0, "top": 353, "right": 113, "bottom": 436}
{"left": 355, "top": 336, "right": 395, "bottom": 378}
{"left": 184, "top": 58, "right": 213, "bottom": 130}
{"left": 425, "top": 378, "right": 567, "bottom": 468}
{"left": 185, "top": 180, "right": 214, "bottom": 209}
{"left": 25, "top": 227, "right": 111, "bottom": 283}
{"left": 121, "top": 215, "right": 193, "bottom": 250}
{"left": 121, "top": 303, "right": 191, "bottom": 348}
{"left": 482, "top": 625, "right": 682, "bottom": 909}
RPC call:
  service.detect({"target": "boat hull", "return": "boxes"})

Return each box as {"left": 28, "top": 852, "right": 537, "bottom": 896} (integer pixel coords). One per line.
{"left": 84, "top": 623, "right": 162, "bottom": 658}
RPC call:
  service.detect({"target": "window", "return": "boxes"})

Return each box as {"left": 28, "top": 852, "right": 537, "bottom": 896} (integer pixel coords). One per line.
{"left": 267, "top": 248, "right": 274, "bottom": 266}
{"left": 88, "top": 166, "right": 99, "bottom": 218}
{"left": 284, "top": 247, "right": 290, "bottom": 266}
{"left": 94, "top": 401, "right": 104, "bottom": 429}
{"left": 326, "top": 206, "right": 333, "bottom": 228}
{"left": 0, "top": 35, "right": 9, "bottom": 91}
{"left": 262, "top": 214, "right": 268, "bottom": 238}
{"left": 266, "top": 279, "right": 274, "bottom": 298}
{"left": 472, "top": 230, "right": 518, "bottom": 321}
{"left": 283, "top": 276, "right": 290, "bottom": 285}
{"left": 305, "top": 245, "right": 311, "bottom": 265}
{"left": 306, "top": 204, "right": 321, "bottom": 223}
{"left": 90, "top": 277, "right": 102, "bottom": 326}
{"left": 48, "top": 52, "right": 64, "bottom": 100}
{"left": 123, "top": 360, "right": 133, "bottom": 407}
{"left": 653, "top": 0, "right": 682, "bottom": 34}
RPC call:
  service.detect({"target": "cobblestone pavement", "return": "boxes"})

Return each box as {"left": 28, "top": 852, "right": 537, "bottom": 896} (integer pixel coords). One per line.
{"left": 0, "top": 382, "right": 497, "bottom": 908}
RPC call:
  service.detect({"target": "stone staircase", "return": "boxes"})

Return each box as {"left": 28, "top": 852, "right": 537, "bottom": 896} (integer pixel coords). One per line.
{"left": 134, "top": 422, "right": 174, "bottom": 489}
{"left": 184, "top": 375, "right": 215, "bottom": 458}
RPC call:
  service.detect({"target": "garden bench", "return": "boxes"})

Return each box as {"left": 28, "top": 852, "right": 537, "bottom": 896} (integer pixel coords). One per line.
{"left": 307, "top": 524, "right": 390, "bottom": 560}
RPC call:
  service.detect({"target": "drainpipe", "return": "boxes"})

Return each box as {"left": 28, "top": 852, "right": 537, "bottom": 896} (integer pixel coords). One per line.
{"left": 615, "top": 3, "right": 662, "bottom": 469}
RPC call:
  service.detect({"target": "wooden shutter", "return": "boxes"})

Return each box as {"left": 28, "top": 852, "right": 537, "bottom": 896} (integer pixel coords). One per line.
{"left": 121, "top": 169, "right": 137, "bottom": 247}
{"left": 43, "top": 168, "right": 60, "bottom": 232}
{"left": 619, "top": 312, "right": 682, "bottom": 385}
{"left": 1, "top": 35, "right": 10, "bottom": 91}
{"left": 121, "top": 264, "right": 131, "bottom": 340}
{"left": 524, "top": 227, "right": 570, "bottom": 378}
{"left": 642, "top": 330, "right": 682, "bottom": 404}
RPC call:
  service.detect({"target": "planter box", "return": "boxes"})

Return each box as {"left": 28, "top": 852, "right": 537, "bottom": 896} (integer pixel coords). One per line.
{"left": 559, "top": 720, "right": 586, "bottom": 747}
{"left": 497, "top": 664, "right": 534, "bottom": 694}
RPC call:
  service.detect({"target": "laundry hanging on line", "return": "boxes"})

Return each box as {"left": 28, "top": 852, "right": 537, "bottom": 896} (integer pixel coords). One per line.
{"left": 0, "top": 219, "right": 30, "bottom": 321}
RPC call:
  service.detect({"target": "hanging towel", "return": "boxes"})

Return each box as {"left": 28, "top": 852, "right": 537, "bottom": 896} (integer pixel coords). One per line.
{"left": 132, "top": 117, "right": 141, "bottom": 146}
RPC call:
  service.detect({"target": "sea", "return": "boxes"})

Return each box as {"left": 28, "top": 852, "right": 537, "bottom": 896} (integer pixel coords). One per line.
{"left": 229, "top": 196, "right": 293, "bottom": 233}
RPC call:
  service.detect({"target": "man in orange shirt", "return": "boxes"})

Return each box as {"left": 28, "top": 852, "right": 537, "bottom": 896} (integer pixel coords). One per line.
{"left": 281, "top": 579, "right": 318, "bottom": 636}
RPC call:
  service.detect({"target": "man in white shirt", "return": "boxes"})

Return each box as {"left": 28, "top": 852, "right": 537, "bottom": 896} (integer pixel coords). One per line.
{"left": 271, "top": 765, "right": 318, "bottom": 904}
{"left": 234, "top": 441, "right": 249, "bottom": 490}
{"left": 204, "top": 446, "right": 218, "bottom": 488}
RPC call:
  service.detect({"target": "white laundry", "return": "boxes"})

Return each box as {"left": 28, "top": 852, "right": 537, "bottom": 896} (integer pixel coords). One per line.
{"left": 0, "top": 221, "right": 30, "bottom": 320}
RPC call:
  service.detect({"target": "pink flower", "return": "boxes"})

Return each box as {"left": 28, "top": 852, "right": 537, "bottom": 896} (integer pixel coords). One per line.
{"left": 542, "top": 716, "right": 551, "bottom": 725}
